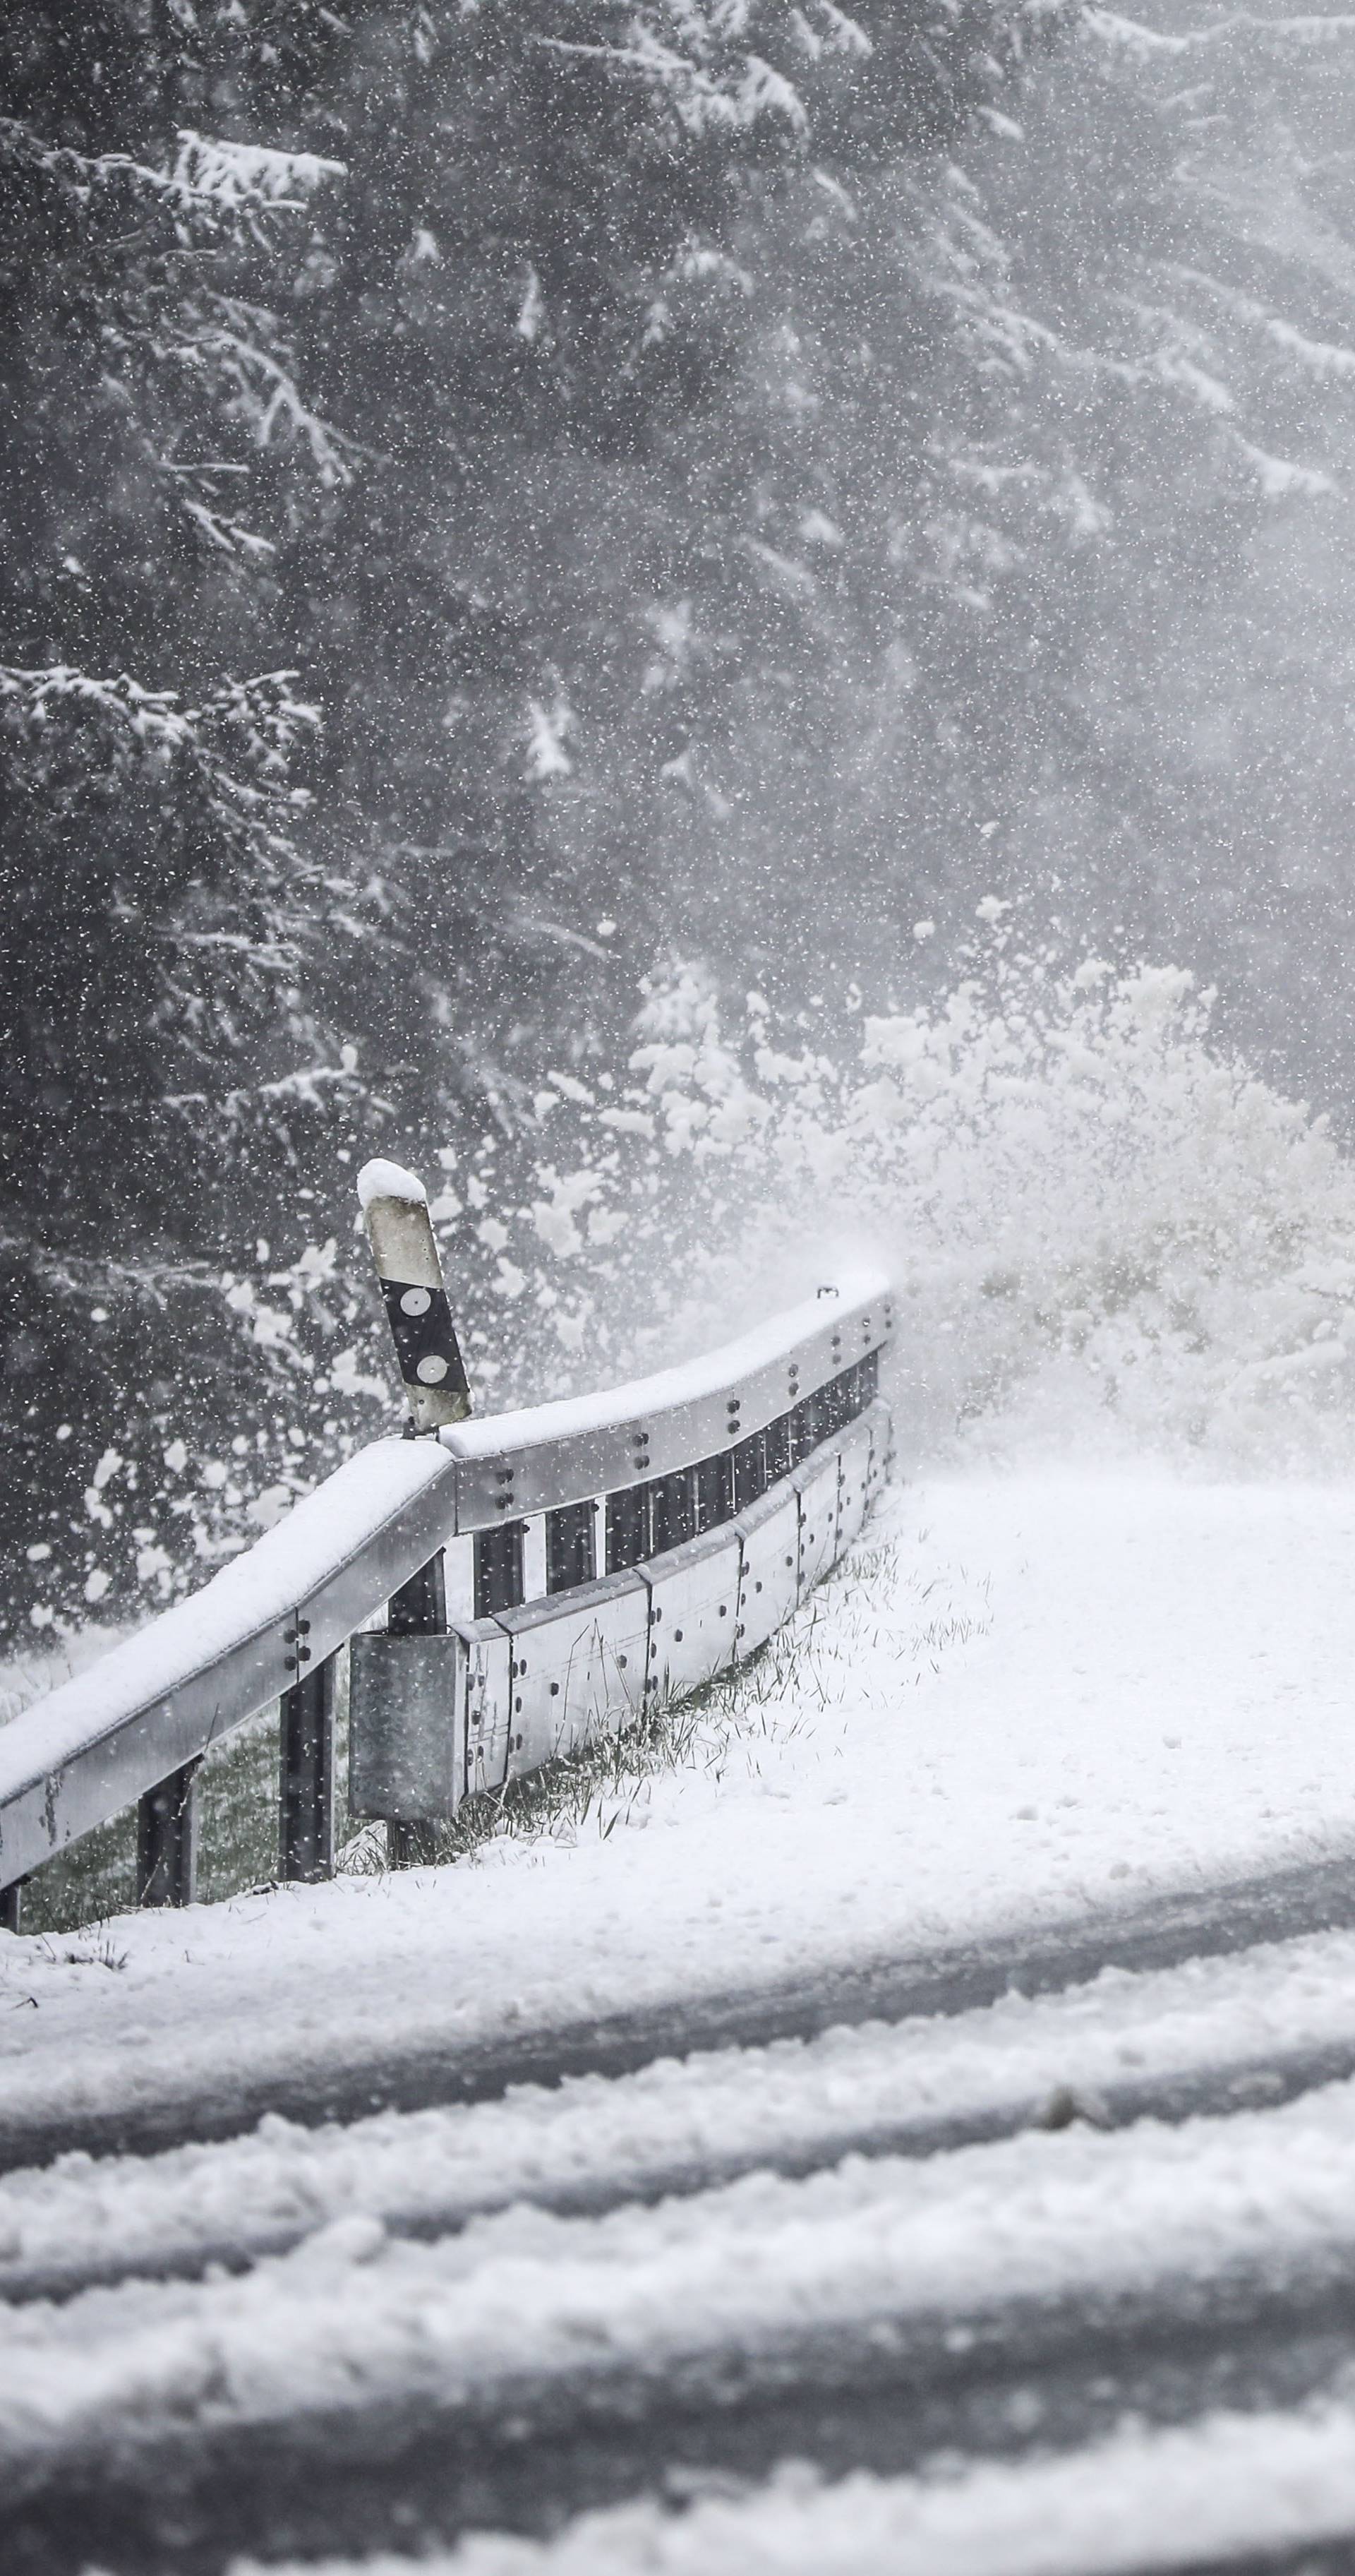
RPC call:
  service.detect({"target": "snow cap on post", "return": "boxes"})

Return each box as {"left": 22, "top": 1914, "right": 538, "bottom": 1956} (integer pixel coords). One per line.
{"left": 356, "top": 1158, "right": 471, "bottom": 1432}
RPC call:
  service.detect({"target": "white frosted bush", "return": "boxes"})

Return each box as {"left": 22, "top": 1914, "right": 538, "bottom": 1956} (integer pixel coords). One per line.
{"left": 497, "top": 933, "right": 1355, "bottom": 1476}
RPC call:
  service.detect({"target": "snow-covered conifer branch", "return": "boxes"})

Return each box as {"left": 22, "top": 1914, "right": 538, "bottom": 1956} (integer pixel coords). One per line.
{"left": 188, "top": 304, "right": 356, "bottom": 485}
{"left": 1081, "top": 6, "right": 1355, "bottom": 55}
{"left": 0, "top": 666, "right": 320, "bottom": 863}
{"left": 1229, "top": 435, "right": 1337, "bottom": 497}
{"left": 181, "top": 500, "right": 278, "bottom": 561}
{"left": 531, "top": 1, "right": 819, "bottom": 138}
{"left": 1169, "top": 268, "right": 1355, "bottom": 380}
{"left": 171, "top": 131, "right": 346, "bottom": 222}
{"left": 0, "top": 115, "right": 343, "bottom": 250}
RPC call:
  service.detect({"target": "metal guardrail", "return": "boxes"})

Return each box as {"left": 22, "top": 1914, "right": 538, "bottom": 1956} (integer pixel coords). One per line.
{"left": 0, "top": 1267, "right": 895, "bottom": 1927}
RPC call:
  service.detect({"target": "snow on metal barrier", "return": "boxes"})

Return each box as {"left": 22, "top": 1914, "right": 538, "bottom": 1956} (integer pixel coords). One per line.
{"left": 0, "top": 1270, "right": 894, "bottom": 1926}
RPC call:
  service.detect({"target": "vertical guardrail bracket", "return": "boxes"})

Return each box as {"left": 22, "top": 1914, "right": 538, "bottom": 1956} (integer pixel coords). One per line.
{"left": 280, "top": 1654, "right": 337, "bottom": 1884}
{"left": 380, "top": 1547, "right": 452, "bottom": 1870}
{"left": 136, "top": 1760, "right": 201, "bottom": 1908}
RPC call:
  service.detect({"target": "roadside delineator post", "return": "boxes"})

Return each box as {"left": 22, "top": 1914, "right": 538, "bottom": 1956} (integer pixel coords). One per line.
{"left": 356, "top": 1157, "right": 471, "bottom": 1869}
{"left": 356, "top": 1158, "right": 472, "bottom": 1432}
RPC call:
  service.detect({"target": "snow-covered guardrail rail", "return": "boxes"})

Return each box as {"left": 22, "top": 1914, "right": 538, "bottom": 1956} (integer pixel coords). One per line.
{"left": 0, "top": 1205, "right": 894, "bottom": 1929}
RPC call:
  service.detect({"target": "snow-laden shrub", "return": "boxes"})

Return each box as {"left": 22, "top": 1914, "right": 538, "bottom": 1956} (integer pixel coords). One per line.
{"left": 498, "top": 931, "right": 1355, "bottom": 1476}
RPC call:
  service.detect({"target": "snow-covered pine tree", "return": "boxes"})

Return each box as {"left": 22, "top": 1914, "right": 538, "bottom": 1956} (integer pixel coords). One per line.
{"left": 1, "top": 4, "right": 351, "bottom": 1617}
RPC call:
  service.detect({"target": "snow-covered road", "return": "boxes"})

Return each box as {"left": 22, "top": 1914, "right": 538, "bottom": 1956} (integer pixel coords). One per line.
{"left": 8, "top": 1468, "right": 1355, "bottom": 2574}
{"left": 8, "top": 1470, "right": 1355, "bottom": 2161}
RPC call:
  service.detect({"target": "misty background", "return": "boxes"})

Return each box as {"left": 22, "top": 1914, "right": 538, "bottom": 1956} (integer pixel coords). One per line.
{"left": 5, "top": 0, "right": 1355, "bottom": 1644}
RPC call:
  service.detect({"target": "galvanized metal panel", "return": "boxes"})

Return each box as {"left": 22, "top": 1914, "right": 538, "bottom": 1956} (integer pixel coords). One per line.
{"left": 645, "top": 1524, "right": 741, "bottom": 1702}
{"left": 794, "top": 1444, "right": 841, "bottom": 1601}
{"left": 834, "top": 1398, "right": 892, "bottom": 1552}
{"left": 445, "top": 1276, "right": 893, "bottom": 1532}
{"left": 297, "top": 1472, "right": 459, "bottom": 1670}
{"left": 0, "top": 1648, "right": 290, "bottom": 1898}
{"left": 496, "top": 1571, "right": 650, "bottom": 1772}
{"left": 461, "top": 1619, "right": 514, "bottom": 1797}
{"left": 735, "top": 1485, "right": 802, "bottom": 1658}
{"left": 348, "top": 1632, "right": 467, "bottom": 1820}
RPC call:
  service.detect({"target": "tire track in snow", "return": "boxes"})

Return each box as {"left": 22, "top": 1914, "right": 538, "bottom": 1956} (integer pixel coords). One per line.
{"left": 9, "top": 1845, "right": 1355, "bottom": 2176}
{"left": 13, "top": 1915, "right": 1355, "bottom": 2307}
{"left": 8, "top": 2250, "right": 1355, "bottom": 2576}
{"left": 13, "top": 2055, "right": 1355, "bottom": 2565}
{"left": 16, "top": 1881, "right": 1355, "bottom": 2565}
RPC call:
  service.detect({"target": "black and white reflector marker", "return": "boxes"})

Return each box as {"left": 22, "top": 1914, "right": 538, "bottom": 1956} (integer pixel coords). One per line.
{"left": 357, "top": 1158, "right": 471, "bottom": 1432}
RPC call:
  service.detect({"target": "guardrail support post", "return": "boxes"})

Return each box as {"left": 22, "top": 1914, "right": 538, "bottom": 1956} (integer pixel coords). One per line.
{"left": 385, "top": 1550, "right": 447, "bottom": 1869}
{"left": 0, "top": 1880, "right": 25, "bottom": 1934}
{"left": 137, "top": 1761, "right": 200, "bottom": 1907}
{"left": 280, "top": 1655, "right": 337, "bottom": 1883}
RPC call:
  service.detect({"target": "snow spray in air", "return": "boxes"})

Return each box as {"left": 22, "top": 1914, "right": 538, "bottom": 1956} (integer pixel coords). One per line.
{"left": 450, "top": 925, "right": 1355, "bottom": 1481}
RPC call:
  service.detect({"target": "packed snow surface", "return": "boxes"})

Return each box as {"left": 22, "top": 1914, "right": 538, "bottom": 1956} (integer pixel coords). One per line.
{"left": 10, "top": 1923, "right": 1355, "bottom": 2300}
{"left": 11, "top": 2061, "right": 1355, "bottom": 2467}
{"left": 249, "top": 2400, "right": 1355, "bottom": 2576}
